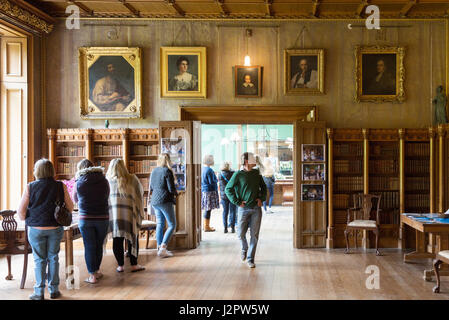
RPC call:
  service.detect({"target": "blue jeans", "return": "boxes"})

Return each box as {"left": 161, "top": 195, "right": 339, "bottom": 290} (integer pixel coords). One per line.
{"left": 221, "top": 199, "right": 236, "bottom": 228}
{"left": 237, "top": 206, "right": 262, "bottom": 263}
{"left": 263, "top": 178, "right": 274, "bottom": 211}
{"left": 27, "top": 227, "right": 64, "bottom": 296}
{"left": 152, "top": 202, "right": 177, "bottom": 247}
{"left": 79, "top": 219, "right": 109, "bottom": 274}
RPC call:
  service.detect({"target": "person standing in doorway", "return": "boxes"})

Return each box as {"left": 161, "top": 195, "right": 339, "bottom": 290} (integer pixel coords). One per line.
{"left": 218, "top": 161, "right": 237, "bottom": 233}
{"left": 261, "top": 158, "right": 276, "bottom": 214}
{"left": 225, "top": 152, "right": 267, "bottom": 268}
{"left": 201, "top": 155, "right": 220, "bottom": 232}
{"left": 150, "top": 153, "right": 178, "bottom": 258}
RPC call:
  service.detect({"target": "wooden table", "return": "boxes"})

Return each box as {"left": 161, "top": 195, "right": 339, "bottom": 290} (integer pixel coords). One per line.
{"left": 275, "top": 179, "right": 293, "bottom": 206}
{"left": 0, "top": 214, "right": 81, "bottom": 286}
{"left": 400, "top": 213, "right": 449, "bottom": 281}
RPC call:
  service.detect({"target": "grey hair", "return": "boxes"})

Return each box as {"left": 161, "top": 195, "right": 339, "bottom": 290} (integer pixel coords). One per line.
{"left": 33, "top": 158, "right": 55, "bottom": 179}
{"left": 203, "top": 154, "right": 214, "bottom": 166}
{"left": 220, "top": 161, "right": 231, "bottom": 171}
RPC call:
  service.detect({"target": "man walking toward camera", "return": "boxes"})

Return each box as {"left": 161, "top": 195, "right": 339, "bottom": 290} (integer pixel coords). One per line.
{"left": 225, "top": 152, "right": 267, "bottom": 268}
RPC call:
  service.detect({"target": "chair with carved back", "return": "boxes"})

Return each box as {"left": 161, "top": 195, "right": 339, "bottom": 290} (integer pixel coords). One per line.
{"left": 0, "top": 210, "right": 32, "bottom": 288}
{"left": 344, "top": 193, "right": 382, "bottom": 256}
{"left": 141, "top": 207, "right": 157, "bottom": 249}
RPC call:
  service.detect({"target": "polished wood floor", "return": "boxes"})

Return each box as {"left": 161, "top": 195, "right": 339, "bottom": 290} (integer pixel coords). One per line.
{"left": 1, "top": 206, "right": 449, "bottom": 300}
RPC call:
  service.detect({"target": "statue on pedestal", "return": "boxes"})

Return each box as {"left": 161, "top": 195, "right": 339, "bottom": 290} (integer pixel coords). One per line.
{"left": 434, "top": 85, "right": 448, "bottom": 125}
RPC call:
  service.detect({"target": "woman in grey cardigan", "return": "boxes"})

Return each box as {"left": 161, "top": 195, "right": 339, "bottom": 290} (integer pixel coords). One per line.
{"left": 150, "top": 153, "right": 178, "bottom": 258}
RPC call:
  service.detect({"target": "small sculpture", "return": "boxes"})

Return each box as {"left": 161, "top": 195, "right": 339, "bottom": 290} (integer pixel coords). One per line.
{"left": 105, "top": 119, "right": 110, "bottom": 128}
{"left": 433, "top": 85, "right": 448, "bottom": 125}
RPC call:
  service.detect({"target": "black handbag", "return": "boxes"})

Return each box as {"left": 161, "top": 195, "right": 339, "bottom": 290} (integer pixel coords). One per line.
{"left": 54, "top": 182, "right": 72, "bottom": 226}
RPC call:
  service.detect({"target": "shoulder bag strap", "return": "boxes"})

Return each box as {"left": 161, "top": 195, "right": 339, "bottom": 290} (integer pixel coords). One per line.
{"left": 221, "top": 172, "right": 229, "bottom": 183}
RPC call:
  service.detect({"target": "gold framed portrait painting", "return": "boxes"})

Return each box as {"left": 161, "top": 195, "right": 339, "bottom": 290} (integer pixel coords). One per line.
{"left": 284, "top": 49, "right": 324, "bottom": 95}
{"left": 160, "top": 47, "right": 207, "bottom": 99}
{"left": 79, "top": 47, "right": 142, "bottom": 119}
{"left": 355, "top": 45, "right": 405, "bottom": 103}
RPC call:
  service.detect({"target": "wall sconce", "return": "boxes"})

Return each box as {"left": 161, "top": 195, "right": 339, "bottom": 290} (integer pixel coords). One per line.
{"left": 244, "top": 29, "right": 252, "bottom": 66}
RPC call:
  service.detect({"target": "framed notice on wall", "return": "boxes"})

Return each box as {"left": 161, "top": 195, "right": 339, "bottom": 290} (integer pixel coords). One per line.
{"left": 161, "top": 137, "right": 186, "bottom": 191}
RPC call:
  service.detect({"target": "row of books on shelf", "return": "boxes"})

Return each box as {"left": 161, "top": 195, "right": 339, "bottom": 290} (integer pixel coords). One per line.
{"left": 335, "top": 176, "right": 363, "bottom": 192}
{"left": 139, "top": 177, "right": 149, "bottom": 192}
{"left": 57, "top": 146, "right": 85, "bottom": 157}
{"left": 370, "top": 144, "right": 398, "bottom": 157}
{"left": 378, "top": 191, "right": 399, "bottom": 210}
{"left": 405, "top": 177, "right": 430, "bottom": 191}
{"left": 369, "top": 177, "right": 399, "bottom": 191}
{"left": 129, "top": 160, "right": 157, "bottom": 174}
{"left": 94, "top": 144, "right": 122, "bottom": 156}
{"left": 334, "top": 160, "right": 362, "bottom": 174}
{"left": 405, "top": 194, "right": 430, "bottom": 209}
{"left": 57, "top": 162, "right": 77, "bottom": 175}
{"left": 378, "top": 210, "right": 400, "bottom": 225}
{"left": 131, "top": 144, "right": 159, "bottom": 156}
{"left": 334, "top": 143, "right": 362, "bottom": 157}
{"left": 405, "top": 160, "right": 429, "bottom": 175}
{"left": 95, "top": 161, "right": 112, "bottom": 171}
{"left": 333, "top": 209, "right": 400, "bottom": 225}
{"left": 333, "top": 194, "right": 350, "bottom": 209}
{"left": 369, "top": 160, "right": 398, "bottom": 174}
{"left": 405, "top": 143, "right": 429, "bottom": 157}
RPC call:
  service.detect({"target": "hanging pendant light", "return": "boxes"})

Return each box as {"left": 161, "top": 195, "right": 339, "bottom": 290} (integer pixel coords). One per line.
{"left": 244, "top": 29, "right": 252, "bottom": 66}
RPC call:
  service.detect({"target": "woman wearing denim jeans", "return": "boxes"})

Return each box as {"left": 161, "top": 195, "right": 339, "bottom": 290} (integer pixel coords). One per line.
{"left": 17, "top": 159, "right": 74, "bottom": 300}
{"left": 218, "top": 162, "right": 236, "bottom": 233}
{"left": 73, "top": 159, "right": 110, "bottom": 284}
{"left": 150, "top": 153, "right": 178, "bottom": 258}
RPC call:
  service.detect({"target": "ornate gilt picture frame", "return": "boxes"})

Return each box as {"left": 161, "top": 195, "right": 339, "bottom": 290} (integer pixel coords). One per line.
{"left": 160, "top": 47, "right": 207, "bottom": 99}
{"left": 79, "top": 47, "right": 142, "bottom": 119}
{"left": 284, "top": 49, "right": 324, "bottom": 95}
{"left": 355, "top": 45, "right": 405, "bottom": 103}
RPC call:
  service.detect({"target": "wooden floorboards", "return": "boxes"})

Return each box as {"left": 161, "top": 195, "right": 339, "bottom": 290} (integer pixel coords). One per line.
{"left": 1, "top": 206, "right": 449, "bottom": 300}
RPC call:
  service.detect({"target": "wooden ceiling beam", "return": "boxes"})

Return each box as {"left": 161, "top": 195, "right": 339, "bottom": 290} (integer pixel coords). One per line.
{"left": 165, "top": 0, "right": 185, "bottom": 17}
{"left": 118, "top": 0, "right": 140, "bottom": 16}
{"left": 355, "top": 0, "right": 369, "bottom": 18}
{"left": 215, "top": 0, "right": 229, "bottom": 17}
{"left": 399, "top": 0, "right": 417, "bottom": 18}
{"left": 265, "top": 0, "right": 273, "bottom": 17}
{"left": 69, "top": 1, "right": 94, "bottom": 16}
{"left": 311, "top": 0, "right": 320, "bottom": 18}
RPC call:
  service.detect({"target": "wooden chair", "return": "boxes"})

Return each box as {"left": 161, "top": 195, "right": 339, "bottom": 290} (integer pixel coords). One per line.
{"left": 141, "top": 207, "right": 157, "bottom": 249}
{"left": 0, "top": 210, "right": 32, "bottom": 289}
{"left": 344, "top": 193, "right": 382, "bottom": 256}
{"left": 432, "top": 251, "right": 449, "bottom": 293}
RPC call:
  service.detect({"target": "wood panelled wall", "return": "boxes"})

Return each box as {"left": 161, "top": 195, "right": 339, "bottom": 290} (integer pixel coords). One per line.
{"left": 44, "top": 19, "right": 445, "bottom": 134}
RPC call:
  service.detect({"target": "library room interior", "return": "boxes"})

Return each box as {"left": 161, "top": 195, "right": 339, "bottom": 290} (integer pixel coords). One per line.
{"left": 2, "top": 0, "right": 449, "bottom": 303}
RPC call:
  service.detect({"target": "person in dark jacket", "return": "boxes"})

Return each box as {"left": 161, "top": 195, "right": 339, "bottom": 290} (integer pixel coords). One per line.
{"left": 150, "top": 153, "right": 178, "bottom": 258}
{"left": 17, "top": 159, "right": 74, "bottom": 300}
{"left": 73, "top": 159, "right": 110, "bottom": 284}
{"left": 201, "top": 154, "right": 220, "bottom": 232}
{"left": 218, "top": 162, "right": 236, "bottom": 233}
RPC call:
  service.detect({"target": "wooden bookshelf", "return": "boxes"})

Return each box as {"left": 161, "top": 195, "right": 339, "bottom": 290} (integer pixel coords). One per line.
{"left": 327, "top": 128, "right": 434, "bottom": 250}
{"left": 47, "top": 128, "right": 160, "bottom": 209}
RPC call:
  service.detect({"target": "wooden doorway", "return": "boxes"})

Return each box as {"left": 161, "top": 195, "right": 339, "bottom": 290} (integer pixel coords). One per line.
{"left": 178, "top": 105, "right": 327, "bottom": 249}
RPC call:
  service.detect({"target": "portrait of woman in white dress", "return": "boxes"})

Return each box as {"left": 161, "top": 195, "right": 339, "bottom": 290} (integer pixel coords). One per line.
{"left": 168, "top": 56, "right": 198, "bottom": 91}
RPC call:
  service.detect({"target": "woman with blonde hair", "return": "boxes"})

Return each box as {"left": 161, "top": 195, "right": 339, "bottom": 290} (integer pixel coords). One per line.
{"left": 149, "top": 153, "right": 178, "bottom": 257}
{"left": 17, "top": 159, "right": 74, "bottom": 300}
{"left": 106, "top": 158, "right": 145, "bottom": 272}
{"left": 201, "top": 154, "right": 220, "bottom": 231}
{"left": 261, "top": 158, "right": 276, "bottom": 214}
{"left": 218, "top": 161, "right": 236, "bottom": 233}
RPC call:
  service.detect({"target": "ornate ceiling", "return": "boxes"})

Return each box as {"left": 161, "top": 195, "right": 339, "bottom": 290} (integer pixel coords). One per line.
{"left": 22, "top": 0, "right": 449, "bottom": 20}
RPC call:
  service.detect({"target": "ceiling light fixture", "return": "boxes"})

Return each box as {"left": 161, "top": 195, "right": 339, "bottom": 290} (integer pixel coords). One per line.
{"left": 244, "top": 29, "right": 252, "bottom": 66}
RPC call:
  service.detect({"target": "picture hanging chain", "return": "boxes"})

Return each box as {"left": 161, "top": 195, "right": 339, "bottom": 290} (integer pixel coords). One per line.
{"left": 293, "top": 26, "right": 308, "bottom": 48}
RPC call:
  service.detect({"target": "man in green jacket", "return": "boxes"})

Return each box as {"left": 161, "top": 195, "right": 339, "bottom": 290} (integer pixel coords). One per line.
{"left": 225, "top": 152, "right": 267, "bottom": 268}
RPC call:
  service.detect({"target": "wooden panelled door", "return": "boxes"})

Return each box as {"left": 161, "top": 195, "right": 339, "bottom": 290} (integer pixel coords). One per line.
{"left": 294, "top": 121, "right": 327, "bottom": 248}
{"left": 0, "top": 36, "right": 28, "bottom": 210}
{"left": 159, "top": 121, "right": 202, "bottom": 249}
